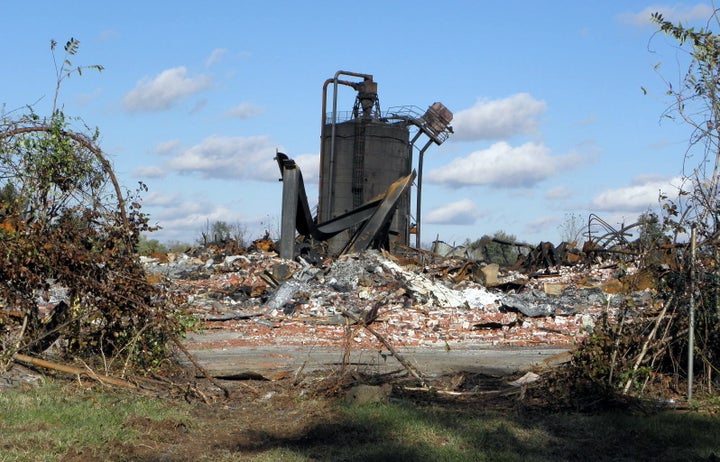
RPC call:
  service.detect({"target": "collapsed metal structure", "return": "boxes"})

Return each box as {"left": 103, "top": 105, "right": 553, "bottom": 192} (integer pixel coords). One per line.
{"left": 278, "top": 71, "right": 453, "bottom": 259}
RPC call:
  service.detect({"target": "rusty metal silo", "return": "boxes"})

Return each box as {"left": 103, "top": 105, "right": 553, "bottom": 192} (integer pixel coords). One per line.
{"left": 319, "top": 71, "right": 412, "bottom": 253}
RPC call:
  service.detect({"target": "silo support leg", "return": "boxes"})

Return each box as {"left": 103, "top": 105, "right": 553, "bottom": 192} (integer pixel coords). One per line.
{"left": 280, "top": 167, "right": 299, "bottom": 260}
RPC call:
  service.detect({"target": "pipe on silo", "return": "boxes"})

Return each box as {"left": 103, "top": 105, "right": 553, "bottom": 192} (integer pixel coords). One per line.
{"left": 415, "top": 138, "right": 433, "bottom": 249}
{"left": 319, "top": 71, "right": 373, "bottom": 222}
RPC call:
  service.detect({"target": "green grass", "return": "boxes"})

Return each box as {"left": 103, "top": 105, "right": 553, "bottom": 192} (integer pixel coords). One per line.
{"left": 266, "top": 400, "right": 720, "bottom": 462}
{"left": 0, "top": 383, "right": 191, "bottom": 461}
{"left": 1, "top": 382, "right": 720, "bottom": 461}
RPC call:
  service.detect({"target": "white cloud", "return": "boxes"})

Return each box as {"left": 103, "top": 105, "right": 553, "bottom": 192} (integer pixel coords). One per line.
{"left": 545, "top": 185, "right": 574, "bottom": 200}
{"left": 76, "top": 88, "right": 103, "bottom": 106}
{"left": 206, "top": 48, "right": 227, "bottom": 66}
{"left": 148, "top": 200, "right": 249, "bottom": 243}
{"left": 154, "top": 139, "right": 182, "bottom": 155}
{"left": 590, "top": 176, "right": 683, "bottom": 212}
{"left": 524, "top": 215, "right": 561, "bottom": 240}
{"left": 222, "top": 102, "right": 264, "bottom": 119}
{"left": 293, "top": 153, "right": 320, "bottom": 183}
{"left": 618, "top": 3, "right": 714, "bottom": 27}
{"left": 425, "top": 199, "right": 481, "bottom": 225}
{"left": 123, "top": 67, "right": 212, "bottom": 112}
{"left": 157, "top": 202, "right": 242, "bottom": 227}
{"left": 189, "top": 99, "right": 207, "bottom": 114}
{"left": 632, "top": 173, "right": 672, "bottom": 184}
{"left": 142, "top": 191, "right": 179, "bottom": 206}
{"left": 162, "top": 135, "right": 283, "bottom": 181}
{"left": 451, "top": 93, "right": 546, "bottom": 141}
{"left": 97, "top": 29, "right": 118, "bottom": 41}
{"left": 135, "top": 165, "right": 166, "bottom": 178}
{"left": 426, "top": 141, "right": 592, "bottom": 188}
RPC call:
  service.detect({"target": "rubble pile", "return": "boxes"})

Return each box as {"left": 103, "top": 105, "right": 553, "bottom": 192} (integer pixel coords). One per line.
{"left": 142, "top": 247, "right": 652, "bottom": 351}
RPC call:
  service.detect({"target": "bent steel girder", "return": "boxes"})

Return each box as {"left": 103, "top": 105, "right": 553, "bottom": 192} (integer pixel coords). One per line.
{"left": 276, "top": 152, "right": 415, "bottom": 258}
{"left": 277, "top": 152, "right": 381, "bottom": 242}
{"left": 276, "top": 153, "right": 315, "bottom": 237}
{"left": 315, "top": 198, "right": 381, "bottom": 237}
{"left": 341, "top": 171, "right": 416, "bottom": 255}
{"left": 587, "top": 213, "right": 648, "bottom": 251}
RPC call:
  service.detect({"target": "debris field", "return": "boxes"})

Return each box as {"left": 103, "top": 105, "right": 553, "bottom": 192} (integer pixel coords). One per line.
{"left": 142, "top": 245, "right": 648, "bottom": 355}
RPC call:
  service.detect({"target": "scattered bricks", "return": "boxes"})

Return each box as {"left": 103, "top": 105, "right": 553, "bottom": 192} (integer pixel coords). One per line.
{"left": 145, "top": 244, "right": 656, "bottom": 352}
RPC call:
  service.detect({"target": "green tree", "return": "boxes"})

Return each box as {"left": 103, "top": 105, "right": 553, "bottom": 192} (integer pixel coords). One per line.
{"left": 636, "top": 212, "right": 664, "bottom": 248}
{"left": 137, "top": 235, "right": 168, "bottom": 256}
{"left": 466, "top": 230, "right": 521, "bottom": 265}
{"left": 198, "top": 219, "right": 247, "bottom": 248}
{"left": 211, "top": 220, "right": 231, "bottom": 242}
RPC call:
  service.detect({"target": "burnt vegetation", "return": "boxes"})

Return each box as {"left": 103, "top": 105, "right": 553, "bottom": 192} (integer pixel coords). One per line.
{"left": 543, "top": 12, "right": 720, "bottom": 408}
{"left": 0, "top": 39, "right": 186, "bottom": 374}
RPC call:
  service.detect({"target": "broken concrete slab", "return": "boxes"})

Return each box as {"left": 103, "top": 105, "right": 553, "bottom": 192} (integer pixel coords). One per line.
{"left": 180, "top": 331, "right": 568, "bottom": 379}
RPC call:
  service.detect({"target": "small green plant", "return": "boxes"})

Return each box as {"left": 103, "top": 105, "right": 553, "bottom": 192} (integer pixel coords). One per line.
{"left": 136, "top": 235, "right": 168, "bottom": 256}
{"left": 50, "top": 38, "right": 104, "bottom": 113}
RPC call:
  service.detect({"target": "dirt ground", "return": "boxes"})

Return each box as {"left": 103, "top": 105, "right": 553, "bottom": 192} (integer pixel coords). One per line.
{"left": 61, "top": 377, "right": 338, "bottom": 461}
{"left": 58, "top": 367, "right": 528, "bottom": 462}
{"left": 5, "top": 348, "right": 711, "bottom": 462}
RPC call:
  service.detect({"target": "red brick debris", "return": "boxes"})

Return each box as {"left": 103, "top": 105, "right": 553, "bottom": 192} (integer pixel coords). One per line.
{"left": 142, "top": 248, "right": 646, "bottom": 352}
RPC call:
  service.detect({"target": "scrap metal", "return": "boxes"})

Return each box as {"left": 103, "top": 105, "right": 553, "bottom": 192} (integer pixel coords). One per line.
{"left": 276, "top": 151, "right": 416, "bottom": 259}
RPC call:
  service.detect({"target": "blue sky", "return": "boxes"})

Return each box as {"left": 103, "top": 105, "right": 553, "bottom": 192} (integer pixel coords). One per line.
{"left": 1, "top": 2, "right": 711, "bottom": 246}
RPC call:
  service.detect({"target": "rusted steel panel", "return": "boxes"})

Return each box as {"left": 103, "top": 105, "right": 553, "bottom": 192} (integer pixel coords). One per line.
{"left": 343, "top": 171, "right": 416, "bottom": 254}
